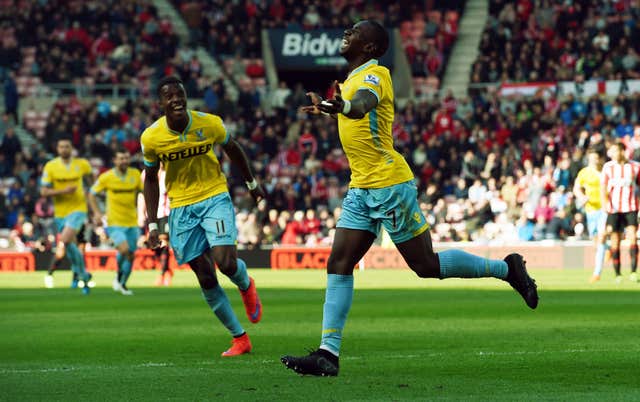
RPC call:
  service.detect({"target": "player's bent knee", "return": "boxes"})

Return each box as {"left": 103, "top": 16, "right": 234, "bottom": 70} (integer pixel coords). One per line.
{"left": 407, "top": 258, "right": 439, "bottom": 278}
{"left": 327, "top": 257, "right": 356, "bottom": 275}
{"left": 217, "top": 257, "right": 237, "bottom": 275}
{"left": 410, "top": 265, "right": 439, "bottom": 278}
{"left": 193, "top": 272, "right": 218, "bottom": 289}
{"left": 119, "top": 244, "right": 130, "bottom": 256}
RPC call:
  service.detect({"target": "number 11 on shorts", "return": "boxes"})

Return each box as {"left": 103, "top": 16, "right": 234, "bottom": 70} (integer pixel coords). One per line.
{"left": 215, "top": 220, "right": 226, "bottom": 234}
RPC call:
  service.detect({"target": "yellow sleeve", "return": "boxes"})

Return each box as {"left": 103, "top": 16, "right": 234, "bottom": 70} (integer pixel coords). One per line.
{"left": 207, "top": 114, "right": 230, "bottom": 145}
{"left": 41, "top": 162, "right": 53, "bottom": 187}
{"left": 91, "top": 172, "right": 107, "bottom": 194}
{"left": 355, "top": 68, "right": 384, "bottom": 102}
{"left": 141, "top": 131, "right": 158, "bottom": 167}
{"left": 81, "top": 159, "right": 92, "bottom": 176}
{"left": 575, "top": 170, "right": 583, "bottom": 186}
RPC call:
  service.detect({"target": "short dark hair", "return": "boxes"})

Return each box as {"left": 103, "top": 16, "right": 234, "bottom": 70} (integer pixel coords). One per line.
{"left": 365, "top": 20, "right": 389, "bottom": 58}
{"left": 614, "top": 140, "right": 626, "bottom": 150}
{"left": 113, "top": 146, "right": 130, "bottom": 156}
{"left": 156, "top": 76, "right": 183, "bottom": 97}
{"left": 57, "top": 135, "right": 73, "bottom": 144}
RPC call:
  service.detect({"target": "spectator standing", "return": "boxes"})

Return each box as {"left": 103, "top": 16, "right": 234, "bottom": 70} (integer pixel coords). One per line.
{"left": 0, "top": 127, "right": 21, "bottom": 172}
{"left": 3, "top": 71, "right": 19, "bottom": 124}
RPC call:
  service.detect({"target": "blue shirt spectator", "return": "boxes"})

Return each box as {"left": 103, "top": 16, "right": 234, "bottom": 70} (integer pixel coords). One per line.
{"left": 97, "top": 99, "right": 112, "bottom": 118}
{"left": 517, "top": 219, "right": 534, "bottom": 241}
{"left": 105, "top": 124, "right": 126, "bottom": 144}
{"left": 615, "top": 119, "right": 634, "bottom": 138}
{"left": 204, "top": 85, "right": 219, "bottom": 113}
{"left": 559, "top": 104, "right": 573, "bottom": 126}
{"left": 571, "top": 99, "right": 586, "bottom": 118}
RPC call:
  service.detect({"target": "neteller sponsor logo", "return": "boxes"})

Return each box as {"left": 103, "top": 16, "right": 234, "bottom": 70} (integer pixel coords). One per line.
{"left": 282, "top": 33, "right": 341, "bottom": 57}
{"left": 158, "top": 143, "right": 212, "bottom": 162}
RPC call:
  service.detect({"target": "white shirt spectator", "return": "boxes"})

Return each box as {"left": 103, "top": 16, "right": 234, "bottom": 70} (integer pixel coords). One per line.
{"left": 592, "top": 31, "right": 609, "bottom": 52}
{"left": 468, "top": 180, "right": 487, "bottom": 205}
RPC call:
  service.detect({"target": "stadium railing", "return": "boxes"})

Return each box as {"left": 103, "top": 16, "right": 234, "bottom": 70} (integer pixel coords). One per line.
{"left": 25, "top": 83, "right": 142, "bottom": 100}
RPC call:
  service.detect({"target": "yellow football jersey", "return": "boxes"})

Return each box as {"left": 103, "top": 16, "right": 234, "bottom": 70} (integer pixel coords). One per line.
{"left": 576, "top": 166, "right": 602, "bottom": 212}
{"left": 41, "top": 157, "right": 92, "bottom": 218}
{"left": 91, "top": 167, "right": 142, "bottom": 227}
{"left": 140, "top": 110, "right": 229, "bottom": 208}
{"left": 337, "top": 59, "right": 414, "bottom": 188}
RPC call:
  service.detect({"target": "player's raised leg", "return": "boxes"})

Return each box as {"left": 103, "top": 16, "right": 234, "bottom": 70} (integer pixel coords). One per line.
{"left": 213, "top": 246, "right": 261, "bottom": 323}
{"left": 201, "top": 189, "right": 262, "bottom": 324}
{"left": 395, "top": 231, "right": 538, "bottom": 309}
{"left": 190, "top": 250, "right": 251, "bottom": 357}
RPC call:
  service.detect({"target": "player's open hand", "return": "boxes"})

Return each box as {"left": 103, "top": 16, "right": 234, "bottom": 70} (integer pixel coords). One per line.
{"left": 317, "top": 81, "right": 345, "bottom": 115}
{"left": 249, "top": 183, "right": 267, "bottom": 208}
{"left": 92, "top": 212, "right": 104, "bottom": 226}
{"left": 300, "top": 92, "right": 324, "bottom": 115}
{"left": 147, "top": 229, "right": 160, "bottom": 249}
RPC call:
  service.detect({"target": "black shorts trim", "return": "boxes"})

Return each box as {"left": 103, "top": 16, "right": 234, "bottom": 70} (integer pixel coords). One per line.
{"left": 606, "top": 211, "right": 638, "bottom": 232}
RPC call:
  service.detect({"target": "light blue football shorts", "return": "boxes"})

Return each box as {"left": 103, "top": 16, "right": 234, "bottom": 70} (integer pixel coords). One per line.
{"left": 337, "top": 180, "right": 429, "bottom": 243}
{"left": 585, "top": 209, "right": 606, "bottom": 238}
{"left": 169, "top": 192, "right": 237, "bottom": 265}
{"left": 106, "top": 226, "right": 140, "bottom": 251}
{"left": 54, "top": 211, "right": 87, "bottom": 233}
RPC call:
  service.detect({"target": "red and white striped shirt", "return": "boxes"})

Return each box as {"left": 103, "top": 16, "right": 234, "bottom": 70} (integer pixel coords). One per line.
{"left": 602, "top": 160, "right": 640, "bottom": 213}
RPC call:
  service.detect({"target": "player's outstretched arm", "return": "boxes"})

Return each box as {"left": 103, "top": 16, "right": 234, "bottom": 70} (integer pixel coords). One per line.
{"left": 144, "top": 164, "right": 161, "bottom": 248}
{"left": 222, "top": 138, "right": 267, "bottom": 203}
{"left": 317, "top": 81, "right": 378, "bottom": 119}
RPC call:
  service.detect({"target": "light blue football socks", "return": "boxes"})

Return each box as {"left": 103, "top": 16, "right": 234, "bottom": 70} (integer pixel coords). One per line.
{"left": 202, "top": 285, "right": 244, "bottom": 337}
{"left": 438, "top": 249, "right": 508, "bottom": 279}
{"left": 120, "top": 256, "right": 132, "bottom": 285}
{"left": 228, "top": 258, "right": 251, "bottom": 291}
{"left": 66, "top": 242, "right": 90, "bottom": 281}
{"left": 320, "top": 274, "right": 354, "bottom": 356}
{"left": 594, "top": 243, "right": 606, "bottom": 276}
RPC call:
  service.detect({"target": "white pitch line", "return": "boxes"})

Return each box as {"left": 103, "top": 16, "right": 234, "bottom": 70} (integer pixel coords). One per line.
{"left": 2, "top": 349, "right": 636, "bottom": 374}
{"left": 0, "top": 362, "right": 173, "bottom": 374}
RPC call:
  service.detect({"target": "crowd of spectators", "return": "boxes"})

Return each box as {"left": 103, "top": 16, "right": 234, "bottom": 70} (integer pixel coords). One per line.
{"left": 171, "top": 0, "right": 462, "bottom": 90}
{"left": 471, "top": 0, "right": 640, "bottom": 84}
{"left": 4, "top": 80, "right": 640, "bottom": 250}
{"left": 0, "top": 0, "right": 209, "bottom": 97}
{"left": 3, "top": 1, "right": 640, "bottom": 252}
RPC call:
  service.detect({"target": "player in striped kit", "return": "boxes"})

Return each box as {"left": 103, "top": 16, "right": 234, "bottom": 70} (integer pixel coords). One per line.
{"left": 139, "top": 164, "right": 173, "bottom": 286}
{"left": 601, "top": 141, "right": 640, "bottom": 283}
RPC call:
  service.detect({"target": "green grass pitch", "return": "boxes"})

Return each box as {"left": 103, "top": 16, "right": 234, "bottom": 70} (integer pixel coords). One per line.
{"left": 1, "top": 268, "right": 639, "bottom": 401}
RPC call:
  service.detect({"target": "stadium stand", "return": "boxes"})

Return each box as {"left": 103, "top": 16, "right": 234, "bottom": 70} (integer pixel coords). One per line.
{"left": 471, "top": 0, "right": 640, "bottom": 83}
{"left": 169, "top": 0, "right": 463, "bottom": 98}
{"left": 1, "top": 0, "right": 207, "bottom": 98}
{"left": 2, "top": 0, "right": 640, "bottom": 250}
